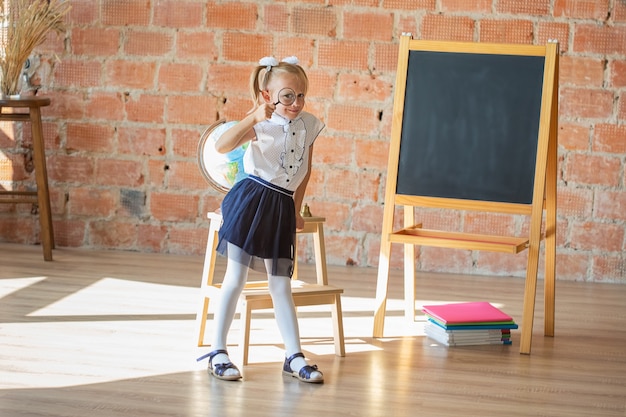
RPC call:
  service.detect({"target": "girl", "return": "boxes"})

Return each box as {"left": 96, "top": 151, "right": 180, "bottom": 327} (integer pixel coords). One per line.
{"left": 198, "top": 56, "right": 325, "bottom": 383}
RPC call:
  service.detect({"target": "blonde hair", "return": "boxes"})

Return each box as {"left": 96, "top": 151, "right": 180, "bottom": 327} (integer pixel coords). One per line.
{"left": 249, "top": 61, "right": 309, "bottom": 108}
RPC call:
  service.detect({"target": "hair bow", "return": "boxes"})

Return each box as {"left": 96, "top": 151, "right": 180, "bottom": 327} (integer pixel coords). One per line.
{"left": 281, "top": 56, "right": 299, "bottom": 65}
{"left": 259, "top": 56, "right": 279, "bottom": 72}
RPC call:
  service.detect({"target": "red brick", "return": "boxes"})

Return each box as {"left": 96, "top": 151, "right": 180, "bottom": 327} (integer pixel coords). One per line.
{"left": 306, "top": 69, "right": 337, "bottom": 100}
{"left": 206, "top": 1, "right": 258, "bottom": 30}
{"left": 150, "top": 192, "right": 199, "bottom": 222}
{"left": 352, "top": 203, "right": 384, "bottom": 233}
{"left": 53, "top": 60, "right": 102, "bottom": 88}
{"left": 35, "top": 31, "right": 66, "bottom": 55}
{"left": 219, "top": 96, "right": 254, "bottom": 122}
{"left": 207, "top": 64, "right": 254, "bottom": 95}
{"left": 570, "top": 221, "right": 624, "bottom": 252}
{"left": 558, "top": 122, "right": 591, "bottom": 151}
{"left": 573, "top": 25, "right": 626, "bottom": 55}
{"left": 85, "top": 92, "right": 125, "bottom": 121}
{"left": 421, "top": 246, "right": 473, "bottom": 274}
{"left": 95, "top": 159, "right": 144, "bottom": 187}
{"left": 102, "top": 0, "right": 151, "bottom": 26}
{"left": 480, "top": 19, "right": 534, "bottom": 44}
{"left": 0, "top": 217, "right": 38, "bottom": 244}
{"left": 554, "top": 0, "right": 610, "bottom": 20}
{"left": 264, "top": 4, "right": 289, "bottom": 33}
{"left": 382, "top": 0, "right": 435, "bottom": 10}
{"left": 557, "top": 186, "right": 593, "bottom": 218}
{"left": 559, "top": 56, "right": 605, "bottom": 88}
{"left": 69, "top": 187, "right": 117, "bottom": 217}
{"left": 463, "top": 213, "right": 517, "bottom": 236}
{"left": 125, "top": 94, "right": 166, "bottom": 123}
{"left": 172, "top": 128, "right": 203, "bottom": 158}
{"left": 118, "top": 127, "right": 167, "bottom": 156}
{"left": 440, "top": 0, "right": 491, "bottom": 13}
{"left": 593, "top": 124, "right": 626, "bottom": 153}
{"left": 355, "top": 138, "right": 389, "bottom": 171}
{"left": 47, "top": 155, "right": 95, "bottom": 183}
{"left": 337, "top": 74, "right": 392, "bottom": 102}
{"left": 536, "top": 22, "right": 569, "bottom": 50}
{"left": 356, "top": 170, "right": 383, "bottom": 203}
{"left": 555, "top": 252, "right": 590, "bottom": 281}
{"left": 476, "top": 251, "right": 529, "bottom": 277}
{"left": 89, "top": 220, "right": 137, "bottom": 249}
{"left": 153, "top": 0, "right": 204, "bottom": 28}
{"left": 559, "top": 87, "right": 614, "bottom": 119}
{"left": 324, "top": 235, "right": 362, "bottom": 266}
{"left": 71, "top": 28, "right": 121, "bottom": 56}
{"left": 592, "top": 255, "right": 626, "bottom": 283}
{"left": 52, "top": 219, "right": 87, "bottom": 247}
{"left": 176, "top": 32, "right": 217, "bottom": 60}
{"left": 564, "top": 153, "right": 621, "bottom": 187}
{"left": 318, "top": 41, "right": 369, "bottom": 70}
{"left": 496, "top": 0, "right": 550, "bottom": 15}
{"left": 148, "top": 160, "right": 167, "bottom": 187}
{"left": 275, "top": 38, "right": 315, "bottom": 68}
{"left": 422, "top": 14, "right": 476, "bottom": 42}
{"left": 326, "top": 104, "right": 380, "bottom": 135}
{"left": 594, "top": 190, "right": 626, "bottom": 222}
{"left": 616, "top": 0, "right": 626, "bottom": 22}
{"left": 609, "top": 60, "right": 626, "bottom": 88}
{"left": 105, "top": 60, "right": 157, "bottom": 89}
{"left": 43, "top": 92, "right": 86, "bottom": 120}
{"left": 67, "top": 0, "right": 98, "bottom": 25}
{"left": 222, "top": 33, "right": 272, "bottom": 63}
{"left": 124, "top": 30, "right": 174, "bottom": 56}
{"left": 158, "top": 63, "right": 203, "bottom": 92}
{"left": 66, "top": 123, "right": 116, "bottom": 152}
{"left": 168, "top": 227, "right": 209, "bottom": 255}
{"left": 325, "top": 168, "right": 356, "bottom": 200}
{"left": 292, "top": 6, "right": 337, "bottom": 37}
{"left": 314, "top": 134, "right": 353, "bottom": 166}
{"left": 137, "top": 224, "right": 168, "bottom": 252}
{"left": 168, "top": 95, "right": 218, "bottom": 125}
{"left": 167, "top": 160, "right": 207, "bottom": 190}
{"left": 373, "top": 43, "right": 399, "bottom": 74}
{"left": 344, "top": 11, "right": 393, "bottom": 41}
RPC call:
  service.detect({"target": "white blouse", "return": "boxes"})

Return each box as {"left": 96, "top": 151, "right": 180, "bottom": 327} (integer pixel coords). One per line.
{"left": 246, "top": 111, "right": 324, "bottom": 192}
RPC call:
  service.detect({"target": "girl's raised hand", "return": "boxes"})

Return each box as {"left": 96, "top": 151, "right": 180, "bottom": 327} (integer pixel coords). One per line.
{"left": 253, "top": 102, "right": 275, "bottom": 123}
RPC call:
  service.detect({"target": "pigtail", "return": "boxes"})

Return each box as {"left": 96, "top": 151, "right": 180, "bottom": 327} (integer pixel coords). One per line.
{"left": 248, "top": 66, "right": 265, "bottom": 112}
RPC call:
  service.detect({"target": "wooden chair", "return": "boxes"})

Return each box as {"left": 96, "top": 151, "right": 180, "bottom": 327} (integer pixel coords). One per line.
{"left": 194, "top": 121, "right": 345, "bottom": 366}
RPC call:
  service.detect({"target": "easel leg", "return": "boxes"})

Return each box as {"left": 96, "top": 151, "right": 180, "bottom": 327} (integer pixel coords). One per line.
{"left": 373, "top": 240, "right": 392, "bottom": 338}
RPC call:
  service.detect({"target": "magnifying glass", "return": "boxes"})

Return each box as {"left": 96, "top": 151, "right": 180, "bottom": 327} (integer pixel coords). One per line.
{"left": 273, "top": 88, "right": 297, "bottom": 106}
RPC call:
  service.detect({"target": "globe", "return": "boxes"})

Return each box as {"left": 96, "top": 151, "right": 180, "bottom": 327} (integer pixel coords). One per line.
{"left": 198, "top": 120, "right": 249, "bottom": 193}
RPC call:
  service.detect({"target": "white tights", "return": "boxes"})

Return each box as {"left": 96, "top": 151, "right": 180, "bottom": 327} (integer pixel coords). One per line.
{"left": 211, "top": 244, "right": 307, "bottom": 373}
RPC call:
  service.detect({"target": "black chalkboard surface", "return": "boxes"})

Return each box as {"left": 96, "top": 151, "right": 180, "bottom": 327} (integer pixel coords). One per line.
{"left": 396, "top": 51, "right": 545, "bottom": 204}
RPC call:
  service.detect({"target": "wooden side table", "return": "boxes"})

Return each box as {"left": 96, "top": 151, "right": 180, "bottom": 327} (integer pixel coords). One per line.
{"left": 0, "top": 96, "right": 54, "bottom": 261}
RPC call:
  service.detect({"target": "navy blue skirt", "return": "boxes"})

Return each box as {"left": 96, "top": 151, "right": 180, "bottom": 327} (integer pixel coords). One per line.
{"left": 216, "top": 176, "right": 296, "bottom": 277}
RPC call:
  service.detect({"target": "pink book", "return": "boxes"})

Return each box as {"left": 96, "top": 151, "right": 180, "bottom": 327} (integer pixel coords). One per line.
{"left": 422, "top": 301, "right": 514, "bottom": 325}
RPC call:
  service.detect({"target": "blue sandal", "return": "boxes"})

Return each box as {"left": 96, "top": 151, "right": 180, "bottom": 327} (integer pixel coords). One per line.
{"left": 197, "top": 349, "right": 241, "bottom": 381}
{"left": 282, "top": 352, "right": 324, "bottom": 383}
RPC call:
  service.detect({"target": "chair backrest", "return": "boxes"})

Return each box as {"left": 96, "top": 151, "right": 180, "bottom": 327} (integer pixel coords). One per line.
{"left": 197, "top": 119, "right": 247, "bottom": 194}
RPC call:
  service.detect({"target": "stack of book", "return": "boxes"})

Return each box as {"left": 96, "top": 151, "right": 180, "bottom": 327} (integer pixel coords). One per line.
{"left": 422, "top": 301, "right": 518, "bottom": 346}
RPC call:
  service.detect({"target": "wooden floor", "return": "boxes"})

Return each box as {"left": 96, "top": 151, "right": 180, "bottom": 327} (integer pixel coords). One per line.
{"left": 1, "top": 242, "right": 625, "bottom": 417}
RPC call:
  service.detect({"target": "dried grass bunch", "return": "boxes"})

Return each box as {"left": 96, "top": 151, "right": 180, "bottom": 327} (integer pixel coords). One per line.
{"left": 0, "top": 0, "right": 70, "bottom": 96}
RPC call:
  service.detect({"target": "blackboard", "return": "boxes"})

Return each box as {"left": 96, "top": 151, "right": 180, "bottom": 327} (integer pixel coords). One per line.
{"left": 395, "top": 51, "right": 545, "bottom": 204}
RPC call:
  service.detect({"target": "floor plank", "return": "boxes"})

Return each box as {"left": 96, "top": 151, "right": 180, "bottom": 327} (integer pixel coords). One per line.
{"left": 1, "top": 243, "right": 625, "bottom": 417}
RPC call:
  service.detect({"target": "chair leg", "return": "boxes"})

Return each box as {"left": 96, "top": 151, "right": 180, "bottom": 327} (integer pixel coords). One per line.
{"left": 237, "top": 300, "right": 253, "bottom": 366}
{"left": 195, "top": 297, "right": 210, "bottom": 346}
{"left": 332, "top": 294, "right": 346, "bottom": 357}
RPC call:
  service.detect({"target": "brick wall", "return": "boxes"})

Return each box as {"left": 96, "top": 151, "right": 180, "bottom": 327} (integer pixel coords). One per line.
{"left": 1, "top": 0, "right": 625, "bottom": 283}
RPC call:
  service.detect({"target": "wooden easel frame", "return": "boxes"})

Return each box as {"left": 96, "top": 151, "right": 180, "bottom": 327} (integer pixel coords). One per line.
{"left": 373, "top": 36, "right": 559, "bottom": 354}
